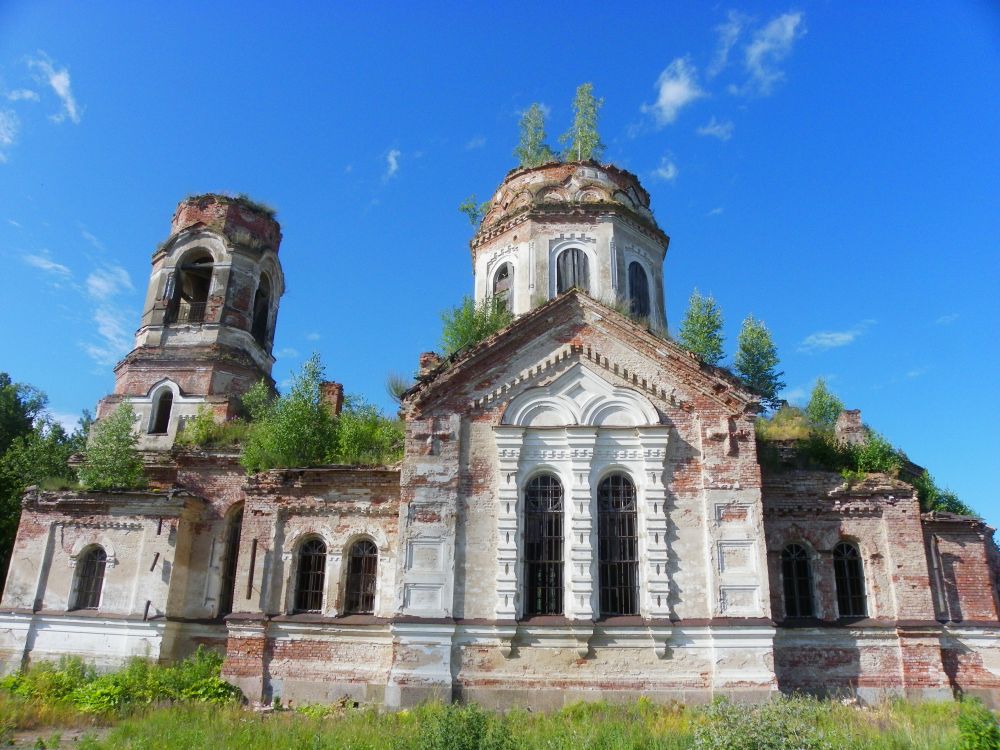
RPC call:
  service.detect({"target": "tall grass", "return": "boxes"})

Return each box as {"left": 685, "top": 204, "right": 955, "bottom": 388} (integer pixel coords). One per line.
{"left": 1, "top": 654, "right": 994, "bottom": 750}
{"left": 8, "top": 697, "right": 987, "bottom": 750}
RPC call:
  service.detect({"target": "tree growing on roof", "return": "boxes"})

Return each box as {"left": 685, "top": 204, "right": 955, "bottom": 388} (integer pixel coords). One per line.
{"left": 677, "top": 288, "right": 725, "bottom": 366}
{"left": 734, "top": 315, "right": 785, "bottom": 411}
{"left": 515, "top": 103, "right": 557, "bottom": 168}
{"left": 560, "top": 83, "right": 605, "bottom": 162}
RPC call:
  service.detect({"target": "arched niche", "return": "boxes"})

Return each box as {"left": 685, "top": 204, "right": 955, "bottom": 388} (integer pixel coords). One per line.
{"left": 501, "top": 363, "right": 660, "bottom": 427}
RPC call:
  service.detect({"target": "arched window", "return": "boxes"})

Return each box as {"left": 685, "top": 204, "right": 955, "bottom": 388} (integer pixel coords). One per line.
{"left": 628, "top": 262, "right": 650, "bottom": 318}
{"left": 344, "top": 539, "right": 378, "bottom": 614}
{"left": 556, "top": 248, "right": 590, "bottom": 294}
{"left": 294, "top": 537, "right": 327, "bottom": 613}
{"left": 218, "top": 504, "right": 243, "bottom": 617}
{"left": 833, "top": 541, "right": 867, "bottom": 618}
{"left": 251, "top": 275, "right": 271, "bottom": 345}
{"left": 72, "top": 546, "right": 107, "bottom": 610}
{"left": 492, "top": 263, "right": 513, "bottom": 313}
{"left": 149, "top": 390, "right": 173, "bottom": 435}
{"left": 781, "top": 544, "right": 814, "bottom": 618}
{"left": 598, "top": 473, "right": 639, "bottom": 616}
{"left": 524, "top": 474, "right": 564, "bottom": 616}
{"left": 166, "top": 253, "right": 213, "bottom": 324}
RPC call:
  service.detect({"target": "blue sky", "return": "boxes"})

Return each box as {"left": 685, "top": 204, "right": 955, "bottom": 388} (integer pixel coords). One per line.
{"left": 1, "top": 2, "right": 998, "bottom": 525}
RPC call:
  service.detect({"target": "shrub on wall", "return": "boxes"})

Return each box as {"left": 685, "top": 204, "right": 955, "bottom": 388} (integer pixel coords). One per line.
{"left": 77, "top": 403, "right": 146, "bottom": 492}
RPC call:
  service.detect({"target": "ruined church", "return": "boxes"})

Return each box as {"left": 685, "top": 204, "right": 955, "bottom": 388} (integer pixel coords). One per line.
{"left": 2, "top": 161, "right": 999, "bottom": 708}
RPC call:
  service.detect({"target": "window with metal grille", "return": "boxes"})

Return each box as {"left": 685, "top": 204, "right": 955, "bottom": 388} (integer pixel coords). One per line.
{"left": 294, "top": 537, "right": 327, "bottom": 613}
{"left": 217, "top": 505, "right": 243, "bottom": 617}
{"left": 598, "top": 473, "right": 639, "bottom": 616}
{"left": 492, "top": 263, "right": 512, "bottom": 313}
{"left": 149, "top": 389, "right": 173, "bottom": 434}
{"left": 524, "top": 474, "right": 564, "bottom": 616}
{"left": 344, "top": 539, "right": 378, "bottom": 614}
{"left": 833, "top": 541, "right": 867, "bottom": 618}
{"left": 781, "top": 543, "right": 814, "bottom": 618}
{"left": 628, "top": 261, "right": 650, "bottom": 318}
{"left": 556, "top": 248, "right": 590, "bottom": 294}
{"left": 73, "top": 547, "right": 107, "bottom": 610}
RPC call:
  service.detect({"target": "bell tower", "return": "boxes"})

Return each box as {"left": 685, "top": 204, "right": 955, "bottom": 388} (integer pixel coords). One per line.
{"left": 470, "top": 161, "right": 669, "bottom": 334}
{"left": 97, "top": 194, "right": 285, "bottom": 448}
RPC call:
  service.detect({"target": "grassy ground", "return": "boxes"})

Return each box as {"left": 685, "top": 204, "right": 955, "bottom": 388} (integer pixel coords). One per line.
{"left": 1, "top": 654, "right": 994, "bottom": 749}
{"left": 0, "top": 694, "right": 977, "bottom": 750}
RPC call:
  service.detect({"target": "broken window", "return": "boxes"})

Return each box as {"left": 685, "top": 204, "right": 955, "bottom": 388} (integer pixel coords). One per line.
{"left": 492, "top": 263, "right": 512, "bottom": 313}
{"left": 556, "top": 248, "right": 590, "bottom": 294}
{"left": 344, "top": 539, "right": 378, "bottom": 614}
{"left": 149, "top": 390, "right": 173, "bottom": 435}
{"left": 218, "top": 504, "right": 243, "bottom": 617}
{"left": 781, "top": 543, "right": 814, "bottom": 618}
{"left": 628, "top": 261, "right": 650, "bottom": 318}
{"left": 598, "top": 473, "right": 639, "bottom": 617}
{"left": 166, "top": 254, "right": 213, "bottom": 324}
{"left": 251, "top": 274, "right": 271, "bottom": 345}
{"left": 833, "top": 541, "right": 867, "bottom": 618}
{"left": 72, "top": 546, "right": 107, "bottom": 610}
{"left": 524, "top": 474, "right": 564, "bottom": 616}
{"left": 294, "top": 537, "right": 327, "bottom": 613}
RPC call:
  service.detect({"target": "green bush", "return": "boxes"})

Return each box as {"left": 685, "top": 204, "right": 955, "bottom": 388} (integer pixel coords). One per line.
{"left": 176, "top": 407, "right": 250, "bottom": 449}
{"left": 239, "top": 355, "right": 338, "bottom": 473}
{"left": 411, "top": 702, "right": 513, "bottom": 750}
{"left": 77, "top": 403, "right": 146, "bottom": 491}
{"left": 440, "top": 296, "right": 514, "bottom": 357}
{"left": 694, "top": 696, "right": 836, "bottom": 750}
{"left": 335, "top": 396, "right": 404, "bottom": 465}
{"left": 0, "top": 646, "right": 240, "bottom": 716}
{"left": 957, "top": 697, "right": 1000, "bottom": 749}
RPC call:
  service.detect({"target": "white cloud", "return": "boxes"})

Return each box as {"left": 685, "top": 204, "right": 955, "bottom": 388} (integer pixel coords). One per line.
{"left": 81, "top": 228, "right": 106, "bottom": 252}
{"left": 708, "top": 10, "right": 747, "bottom": 77}
{"left": 935, "top": 313, "right": 959, "bottom": 325}
{"left": 641, "top": 57, "right": 705, "bottom": 127}
{"left": 8, "top": 219, "right": 22, "bottom": 228}
{"left": 275, "top": 347, "right": 299, "bottom": 359}
{"left": 82, "top": 306, "right": 132, "bottom": 365}
{"left": 86, "top": 265, "right": 133, "bottom": 300}
{"left": 305, "top": 332, "right": 321, "bottom": 341}
{"left": 798, "top": 320, "right": 874, "bottom": 353}
{"left": 22, "top": 252, "right": 71, "bottom": 276}
{"left": 0, "top": 109, "right": 19, "bottom": 160}
{"left": 653, "top": 155, "right": 679, "bottom": 182}
{"left": 741, "top": 12, "right": 805, "bottom": 95}
{"left": 706, "top": 207, "right": 724, "bottom": 217}
{"left": 384, "top": 148, "right": 401, "bottom": 180}
{"left": 464, "top": 135, "right": 486, "bottom": 150}
{"left": 906, "top": 367, "right": 928, "bottom": 379}
{"left": 6, "top": 89, "right": 39, "bottom": 102}
{"left": 28, "top": 52, "right": 81, "bottom": 124}
{"left": 696, "top": 117, "right": 734, "bottom": 141}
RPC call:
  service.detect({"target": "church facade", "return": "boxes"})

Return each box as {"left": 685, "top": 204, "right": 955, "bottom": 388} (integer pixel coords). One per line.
{"left": 1, "top": 163, "right": 999, "bottom": 709}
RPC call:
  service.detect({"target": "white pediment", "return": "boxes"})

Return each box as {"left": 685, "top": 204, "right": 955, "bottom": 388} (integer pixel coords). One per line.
{"left": 501, "top": 363, "right": 660, "bottom": 427}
